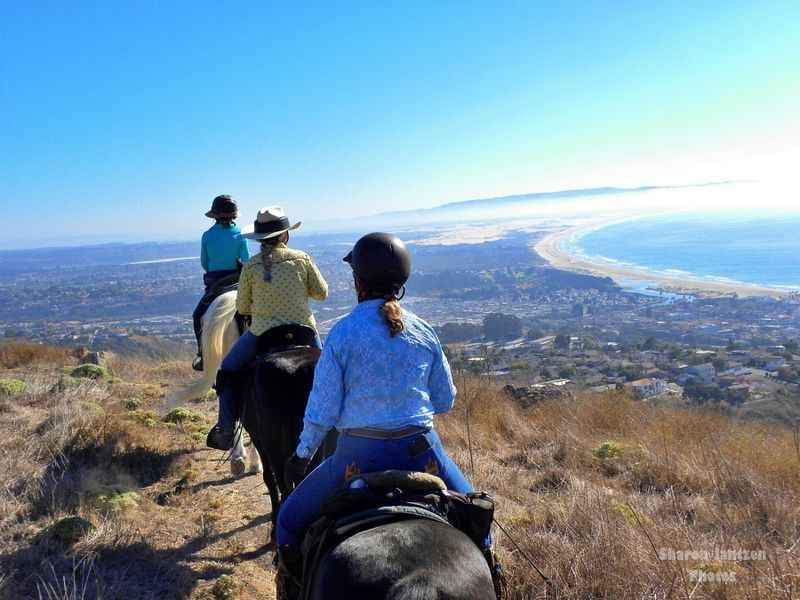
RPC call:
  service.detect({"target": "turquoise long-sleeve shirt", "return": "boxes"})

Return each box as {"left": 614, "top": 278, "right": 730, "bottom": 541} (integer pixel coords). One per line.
{"left": 201, "top": 223, "right": 250, "bottom": 272}
{"left": 296, "top": 299, "right": 457, "bottom": 458}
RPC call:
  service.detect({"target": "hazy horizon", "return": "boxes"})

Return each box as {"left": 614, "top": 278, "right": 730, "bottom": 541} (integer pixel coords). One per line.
{"left": 2, "top": 179, "right": 797, "bottom": 251}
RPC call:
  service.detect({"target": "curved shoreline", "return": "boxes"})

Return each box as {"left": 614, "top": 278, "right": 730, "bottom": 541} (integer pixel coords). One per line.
{"left": 534, "top": 220, "right": 792, "bottom": 299}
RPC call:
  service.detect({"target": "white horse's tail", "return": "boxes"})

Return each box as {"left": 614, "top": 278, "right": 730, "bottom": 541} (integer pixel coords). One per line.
{"left": 168, "top": 291, "right": 239, "bottom": 408}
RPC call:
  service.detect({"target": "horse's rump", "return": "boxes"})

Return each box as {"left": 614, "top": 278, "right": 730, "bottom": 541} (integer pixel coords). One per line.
{"left": 310, "top": 519, "right": 495, "bottom": 600}
{"left": 252, "top": 347, "right": 318, "bottom": 436}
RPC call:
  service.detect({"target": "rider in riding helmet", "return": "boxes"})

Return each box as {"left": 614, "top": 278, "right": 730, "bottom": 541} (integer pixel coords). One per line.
{"left": 206, "top": 207, "right": 328, "bottom": 451}
{"left": 275, "top": 232, "right": 501, "bottom": 599}
{"left": 192, "top": 195, "right": 250, "bottom": 371}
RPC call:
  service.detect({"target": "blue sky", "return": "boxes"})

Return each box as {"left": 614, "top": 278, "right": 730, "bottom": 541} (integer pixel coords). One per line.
{"left": 1, "top": 1, "right": 798, "bottom": 248}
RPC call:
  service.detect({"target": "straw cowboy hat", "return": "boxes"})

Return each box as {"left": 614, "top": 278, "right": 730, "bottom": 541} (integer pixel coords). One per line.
{"left": 205, "top": 195, "right": 239, "bottom": 219}
{"left": 242, "top": 206, "right": 302, "bottom": 240}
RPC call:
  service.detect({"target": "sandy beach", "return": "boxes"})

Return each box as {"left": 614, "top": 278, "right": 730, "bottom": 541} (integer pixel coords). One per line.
{"left": 534, "top": 219, "right": 792, "bottom": 299}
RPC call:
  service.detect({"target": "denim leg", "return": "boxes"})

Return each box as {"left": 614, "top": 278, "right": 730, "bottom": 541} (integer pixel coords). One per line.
{"left": 192, "top": 295, "right": 212, "bottom": 353}
{"left": 426, "top": 431, "right": 474, "bottom": 494}
{"left": 276, "top": 456, "right": 341, "bottom": 548}
{"left": 424, "top": 432, "right": 491, "bottom": 548}
{"left": 276, "top": 431, "right": 489, "bottom": 550}
{"left": 276, "top": 434, "right": 375, "bottom": 548}
{"left": 217, "top": 331, "right": 258, "bottom": 429}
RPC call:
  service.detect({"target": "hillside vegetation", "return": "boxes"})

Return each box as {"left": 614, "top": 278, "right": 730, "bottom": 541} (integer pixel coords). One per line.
{"left": 0, "top": 342, "right": 798, "bottom": 599}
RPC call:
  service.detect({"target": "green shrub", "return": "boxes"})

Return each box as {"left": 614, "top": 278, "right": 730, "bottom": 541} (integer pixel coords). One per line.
{"left": 594, "top": 440, "right": 624, "bottom": 460}
{"left": 122, "top": 397, "right": 143, "bottom": 410}
{"left": 163, "top": 407, "right": 203, "bottom": 424}
{"left": 0, "top": 378, "right": 26, "bottom": 397}
{"left": 90, "top": 489, "right": 140, "bottom": 512}
{"left": 70, "top": 364, "right": 110, "bottom": 380}
{"left": 212, "top": 575, "right": 241, "bottom": 600}
{"left": 44, "top": 516, "right": 94, "bottom": 545}
{"left": 128, "top": 409, "right": 158, "bottom": 427}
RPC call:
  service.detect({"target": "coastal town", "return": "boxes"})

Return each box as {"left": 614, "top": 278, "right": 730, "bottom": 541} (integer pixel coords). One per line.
{"left": 443, "top": 293, "right": 800, "bottom": 424}
{"left": 2, "top": 229, "right": 799, "bottom": 425}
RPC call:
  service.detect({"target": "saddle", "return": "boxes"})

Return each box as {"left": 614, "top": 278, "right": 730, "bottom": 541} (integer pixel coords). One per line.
{"left": 201, "top": 272, "right": 248, "bottom": 335}
{"left": 297, "top": 471, "right": 495, "bottom": 600}
{"left": 206, "top": 272, "right": 240, "bottom": 297}
{"left": 256, "top": 324, "right": 319, "bottom": 356}
{"left": 216, "top": 324, "right": 320, "bottom": 416}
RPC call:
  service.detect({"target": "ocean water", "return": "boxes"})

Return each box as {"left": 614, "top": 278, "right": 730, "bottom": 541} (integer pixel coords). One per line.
{"left": 573, "top": 213, "right": 800, "bottom": 291}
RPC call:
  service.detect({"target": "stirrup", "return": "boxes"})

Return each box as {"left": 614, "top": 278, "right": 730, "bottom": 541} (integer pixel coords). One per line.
{"left": 484, "top": 547, "right": 507, "bottom": 599}
{"left": 206, "top": 425, "right": 234, "bottom": 451}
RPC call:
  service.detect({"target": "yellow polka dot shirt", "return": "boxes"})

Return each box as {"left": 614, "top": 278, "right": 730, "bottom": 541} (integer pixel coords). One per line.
{"left": 236, "top": 243, "right": 329, "bottom": 336}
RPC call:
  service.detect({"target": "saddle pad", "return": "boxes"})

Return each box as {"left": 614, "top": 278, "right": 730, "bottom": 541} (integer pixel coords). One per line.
{"left": 334, "top": 504, "right": 450, "bottom": 538}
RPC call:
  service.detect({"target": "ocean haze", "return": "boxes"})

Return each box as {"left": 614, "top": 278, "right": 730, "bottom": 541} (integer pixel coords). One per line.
{"left": 0, "top": 182, "right": 732, "bottom": 249}
{"left": 2, "top": 180, "right": 794, "bottom": 257}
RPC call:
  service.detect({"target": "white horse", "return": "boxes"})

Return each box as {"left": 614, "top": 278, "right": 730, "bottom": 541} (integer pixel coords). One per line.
{"left": 168, "top": 291, "right": 262, "bottom": 476}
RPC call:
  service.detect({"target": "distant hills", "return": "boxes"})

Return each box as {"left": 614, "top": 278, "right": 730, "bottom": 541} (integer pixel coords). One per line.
{"left": 379, "top": 181, "right": 738, "bottom": 218}
{"left": 308, "top": 180, "right": 740, "bottom": 233}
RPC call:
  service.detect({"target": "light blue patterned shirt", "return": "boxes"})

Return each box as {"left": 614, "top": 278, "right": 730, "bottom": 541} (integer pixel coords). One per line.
{"left": 296, "top": 299, "right": 457, "bottom": 458}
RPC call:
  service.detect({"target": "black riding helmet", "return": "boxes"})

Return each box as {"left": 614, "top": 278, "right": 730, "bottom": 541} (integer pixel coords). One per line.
{"left": 205, "top": 195, "right": 239, "bottom": 219}
{"left": 343, "top": 232, "right": 411, "bottom": 293}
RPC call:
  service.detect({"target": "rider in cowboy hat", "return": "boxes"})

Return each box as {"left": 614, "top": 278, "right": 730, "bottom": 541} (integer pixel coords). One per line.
{"left": 206, "top": 206, "right": 328, "bottom": 451}
{"left": 192, "top": 195, "right": 250, "bottom": 371}
{"left": 274, "top": 233, "right": 502, "bottom": 599}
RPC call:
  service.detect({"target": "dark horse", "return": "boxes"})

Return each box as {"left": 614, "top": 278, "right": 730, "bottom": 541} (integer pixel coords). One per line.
{"left": 309, "top": 519, "right": 495, "bottom": 599}
{"left": 237, "top": 327, "right": 323, "bottom": 542}
{"left": 238, "top": 325, "right": 495, "bottom": 599}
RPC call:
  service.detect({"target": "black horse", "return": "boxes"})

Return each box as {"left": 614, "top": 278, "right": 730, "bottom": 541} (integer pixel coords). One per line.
{"left": 237, "top": 326, "right": 324, "bottom": 542}
{"left": 237, "top": 325, "right": 496, "bottom": 598}
{"left": 310, "top": 519, "right": 495, "bottom": 599}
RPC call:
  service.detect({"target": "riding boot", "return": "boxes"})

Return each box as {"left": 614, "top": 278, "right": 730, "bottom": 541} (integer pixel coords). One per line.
{"left": 275, "top": 545, "right": 303, "bottom": 600}
{"left": 206, "top": 425, "right": 234, "bottom": 451}
{"left": 483, "top": 547, "right": 507, "bottom": 599}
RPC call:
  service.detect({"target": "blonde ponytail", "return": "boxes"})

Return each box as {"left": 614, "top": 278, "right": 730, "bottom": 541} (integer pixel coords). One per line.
{"left": 380, "top": 296, "right": 404, "bottom": 337}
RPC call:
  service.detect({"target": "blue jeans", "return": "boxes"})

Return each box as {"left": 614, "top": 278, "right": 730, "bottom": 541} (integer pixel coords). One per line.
{"left": 217, "top": 330, "right": 322, "bottom": 430}
{"left": 276, "top": 429, "right": 479, "bottom": 549}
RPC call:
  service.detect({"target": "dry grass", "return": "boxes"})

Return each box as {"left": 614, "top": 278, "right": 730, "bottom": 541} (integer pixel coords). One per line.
{"left": 438, "top": 376, "right": 800, "bottom": 599}
{"left": 2, "top": 352, "right": 800, "bottom": 599}
{"left": 0, "top": 341, "right": 70, "bottom": 369}
{"left": 0, "top": 356, "right": 274, "bottom": 600}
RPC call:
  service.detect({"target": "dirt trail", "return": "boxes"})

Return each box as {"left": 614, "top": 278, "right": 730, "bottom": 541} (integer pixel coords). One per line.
{"left": 0, "top": 362, "right": 279, "bottom": 599}
{"left": 144, "top": 436, "right": 278, "bottom": 599}
{"left": 136, "top": 375, "right": 280, "bottom": 599}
